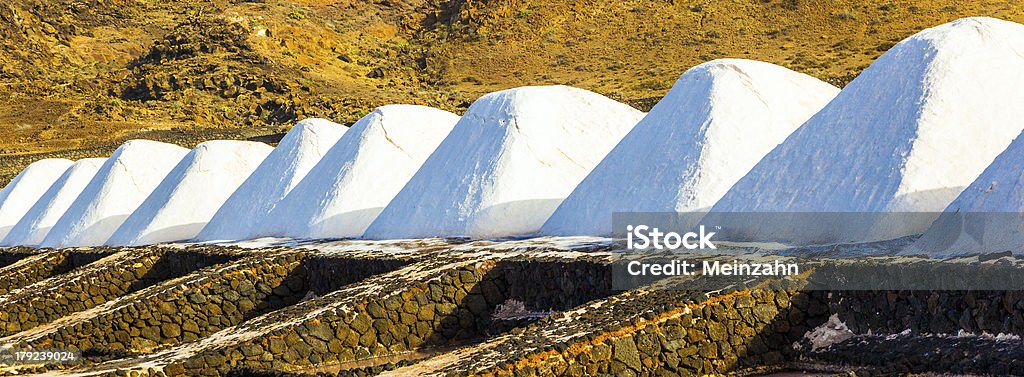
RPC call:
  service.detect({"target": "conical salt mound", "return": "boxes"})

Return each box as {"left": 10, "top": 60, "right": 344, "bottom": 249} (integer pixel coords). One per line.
{"left": 260, "top": 105, "right": 459, "bottom": 239}
{"left": 364, "top": 85, "right": 646, "bottom": 240}
{"left": 1, "top": 158, "right": 106, "bottom": 247}
{"left": 195, "top": 118, "right": 348, "bottom": 242}
{"left": 539, "top": 59, "right": 839, "bottom": 237}
{"left": 106, "top": 141, "right": 274, "bottom": 246}
{"left": 40, "top": 140, "right": 190, "bottom": 248}
{"left": 910, "top": 130, "right": 1024, "bottom": 257}
{"left": 0, "top": 159, "right": 74, "bottom": 239}
{"left": 706, "top": 17, "right": 1024, "bottom": 244}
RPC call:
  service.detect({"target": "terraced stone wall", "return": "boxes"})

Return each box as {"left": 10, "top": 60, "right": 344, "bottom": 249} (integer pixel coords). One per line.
{"left": 487, "top": 258, "right": 612, "bottom": 315}
{"left": 0, "top": 247, "right": 238, "bottom": 335}
{"left": 15, "top": 251, "right": 310, "bottom": 354}
{"left": 802, "top": 260, "right": 1024, "bottom": 336}
{"left": 164, "top": 260, "right": 491, "bottom": 375}
{"left": 413, "top": 276, "right": 829, "bottom": 377}
{"left": 15, "top": 249, "right": 1024, "bottom": 377}
{"left": 798, "top": 329, "right": 1024, "bottom": 375}
{"left": 0, "top": 246, "right": 37, "bottom": 268}
{"left": 0, "top": 249, "right": 113, "bottom": 295}
{"left": 822, "top": 290, "right": 1024, "bottom": 335}
{"left": 536, "top": 290, "right": 815, "bottom": 376}
{"left": 14, "top": 250, "right": 433, "bottom": 356}
{"left": 537, "top": 263, "right": 1024, "bottom": 376}
{"left": 168, "top": 256, "right": 616, "bottom": 376}
{"left": 303, "top": 256, "right": 411, "bottom": 296}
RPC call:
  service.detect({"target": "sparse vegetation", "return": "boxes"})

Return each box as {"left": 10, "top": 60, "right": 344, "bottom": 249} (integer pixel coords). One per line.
{"left": 834, "top": 10, "right": 858, "bottom": 21}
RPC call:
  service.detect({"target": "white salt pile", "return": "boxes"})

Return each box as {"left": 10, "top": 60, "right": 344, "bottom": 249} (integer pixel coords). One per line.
{"left": 260, "top": 105, "right": 459, "bottom": 239}
{"left": 1, "top": 158, "right": 106, "bottom": 247}
{"left": 706, "top": 17, "right": 1024, "bottom": 244}
{"left": 910, "top": 128, "right": 1024, "bottom": 257}
{"left": 106, "top": 141, "right": 273, "bottom": 246}
{"left": 40, "top": 141, "right": 190, "bottom": 248}
{"left": 0, "top": 159, "right": 74, "bottom": 240}
{"left": 364, "top": 85, "right": 645, "bottom": 240}
{"left": 540, "top": 59, "right": 839, "bottom": 236}
{"left": 195, "top": 119, "right": 348, "bottom": 242}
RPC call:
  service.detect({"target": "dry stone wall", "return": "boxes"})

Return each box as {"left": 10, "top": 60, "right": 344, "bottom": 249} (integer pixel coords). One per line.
{"left": 303, "top": 256, "right": 410, "bottom": 296}
{"left": 145, "top": 255, "right": 613, "bottom": 376}
{"left": 161, "top": 258, "right": 499, "bottom": 376}
{"left": 383, "top": 275, "right": 823, "bottom": 377}
{"left": 822, "top": 290, "right": 1024, "bottom": 336}
{"left": 797, "top": 260, "right": 1024, "bottom": 336}
{"left": 0, "top": 246, "right": 237, "bottom": 336}
{"left": 483, "top": 258, "right": 611, "bottom": 315}
{"left": 799, "top": 331, "right": 1024, "bottom": 376}
{"left": 1, "top": 246, "right": 1022, "bottom": 377}
{"left": 0, "top": 247, "right": 37, "bottom": 268}
{"left": 0, "top": 248, "right": 111, "bottom": 295}
{"left": 11, "top": 251, "right": 309, "bottom": 354}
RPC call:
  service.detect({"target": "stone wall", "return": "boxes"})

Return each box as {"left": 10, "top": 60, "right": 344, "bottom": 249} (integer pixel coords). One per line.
{"left": 303, "top": 256, "right": 410, "bottom": 296}
{"left": 0, "top": 246, "right": 237, "bottom": 335}
{"left": 159, "top": 256, "right": 616, "bottom": 376}
{"left": 800, "top": 331, "right": 1024, "bottom": 375}
{"left": 162, "top": 259, "right": 492, "bottom": 376}
{"left": 486, "top": 257, "right": 612, "bottom": 315}
{"left": 464, "top": 279, "right": 1024, "bottom": 376}
{"left": 4, "top": 246, "right": 1023, "bottom": 377}
{"left": 14, "top": 251, "right": 309, "bottom": 354}
{"left": 803, "top": 260, "right": 1024, "bottom": 336}
{"left": 0, "top": 249, "right": 111, "bottom": 295}
{"left": 384, "top": 275, "right": 825, "bottom": 377}
{"left": 0, "top": 246, "right": 37, "bottom": 268}
{"left": 543, "top": 290, "right": 805, "bottom": 376}
{"left": 823, "top": 290, "right": 1024, "bottom": 336}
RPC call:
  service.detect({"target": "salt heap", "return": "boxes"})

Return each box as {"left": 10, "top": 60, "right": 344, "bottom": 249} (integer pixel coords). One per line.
{"left": 40, "top": 141, "right": 190, "bottom": 248}
{"left": 364, "top": 85, "right": 646, "bottom": 239}
{"left": 260, "top": 105, "right": 459, "bottom": 239}
{"left": 1, "top": 158, "right": 106, "bottom": 247}
{"left": 910, "top": 129, "right": 1024, "bottom": 257}
{"left": 539, "top": 59, "right": 839, "bottom": 236}
{"left": 706, "top": 17, "right": 1024, "bottom": 244}
{"left": 0, "top": 159, "right": 74, "bottom": 239}
{"left": 195, "top": 119, "right": 348, "bottom": 242}
{"left": 106, "top": 141, "right": 273, "bottom": 246}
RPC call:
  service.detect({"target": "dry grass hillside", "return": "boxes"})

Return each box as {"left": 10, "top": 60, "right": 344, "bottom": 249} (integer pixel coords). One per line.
{"left": 1, "top": 0, "right": 1023, "bottom": 183}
